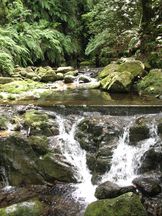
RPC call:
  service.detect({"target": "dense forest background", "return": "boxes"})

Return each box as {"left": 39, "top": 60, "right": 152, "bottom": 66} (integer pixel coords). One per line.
{"left": 0, "top": 0, "right": 161, "bottom": 75}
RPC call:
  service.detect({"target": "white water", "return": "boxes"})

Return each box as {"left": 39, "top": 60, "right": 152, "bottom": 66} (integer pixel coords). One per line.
{"left": 101, "top": 115, "right": 159, "bottom": 186}
{"left": 54, "top": 114, "right": 96, "bottom": 203}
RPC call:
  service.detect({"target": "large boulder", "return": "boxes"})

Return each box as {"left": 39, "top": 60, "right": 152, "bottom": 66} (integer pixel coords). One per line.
{"left": 95, "top": 181, "right": 135, "bottom": 199}
{"left": 99, "top": 60, "right": 144, "bottom": 93}
{"left": 57, "top": 66, "right": 74, "bottom": 74}
{"left": 84, "top": 193, "right": 147, "bottom": 216}
{"left": 137, "top": 69, "right": 162, "bottom": 95}
{"left": 0, "top": 135, "right": 76, "bottom": 186}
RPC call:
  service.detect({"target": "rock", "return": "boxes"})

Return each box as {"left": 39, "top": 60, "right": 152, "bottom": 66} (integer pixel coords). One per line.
{"left": 64, "top": 75, "right": 75, "bottom": 83}
{"left": 0, "top": 80, "right": 44, "bottom": 94}
{"left": 24, "top": 110, "right": 58, "bottom": 137}
{"left": 0, "top": 116, "right": 8, "bottom": 130}
{"left": 57, "top": 66, "right": 74, "bottom": 73}
{"left": 78, "top": 75, "right": 91, "bottom": 83}
{"left": 38, "top": 153, "right": 76, "bottom": 183}
{"left": 99, "top": 60, "right": 144, "bottom": 93}
{"left": 157, "top": 118, "right": 162, "bottom": 134}
{"left": 0, "top": 199, "right": 45, "bottom": 216}
{"left": 77, "top": 81, "right": 100, "bottom": 89}
{"left": 129, "top": 117, "right": 149, "bottom": 144}
{"left": 138, "top": 148, "right": 162, "bottom": 174}
{"left": 28, "top": 135, "right": 49, "bottom": 155}
{"left": 0, "top": 134, "right": 76, "bottom": 186}
{"left": 75, "top": 116, "right": 122, "bottom": 175}
{"left": 0, "top": 77, "right": 15, "bottom": 84}
{"left": 95, "top": 181, "right": 135, "bottom": 199}
{"left": 132, "top": 177, "right": 161, "bottom": 196}
{"left": 65, "top": 70, "right": 78, "bottom": 76}
{"left": 137, "top": 69, "right": 162, "bottom": 95}
{"left": 84, "top": 192, "right": 147, "bottom": 216}
{"left": 40, "top": 70, "right": 58, "bottom": 82}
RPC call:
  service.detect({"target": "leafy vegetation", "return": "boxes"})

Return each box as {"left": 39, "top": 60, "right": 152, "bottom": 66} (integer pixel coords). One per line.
{"left": 0, "top": 0, "right": 161, "bottom": 74}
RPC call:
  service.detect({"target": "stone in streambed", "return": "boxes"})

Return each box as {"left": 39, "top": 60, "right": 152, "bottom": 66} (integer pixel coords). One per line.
{"left": 84, "top": 192, "right": 147, "bottom": 216}
{"left": 132, "top": 177, "right": 161, "bottom": 196}
{"left": 64, "top": 75, "right": 75, "bottom": 83}
{"left": 57, "top": 66, "right": 74, "bottom": 73}
{"left": 129, "top": 117, "right": 149, "bottom": 144}
{"left": 95, "top": 181, "right": 135, "bottom": 199}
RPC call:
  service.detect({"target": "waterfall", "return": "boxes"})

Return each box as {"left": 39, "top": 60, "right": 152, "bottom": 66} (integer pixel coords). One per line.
{"left": 53, "top": 114, "right": 96, "bottom": 203}
{"left": 101, "top": 115, "right": 160, "bottom": 186}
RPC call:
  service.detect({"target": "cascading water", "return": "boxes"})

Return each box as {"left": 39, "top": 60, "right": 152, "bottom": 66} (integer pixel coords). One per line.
{"left": 101, "top": 114, "right": 160, "bottom": 186}
{"left": 52, "top": 114, "right": 96, "bottom": 203}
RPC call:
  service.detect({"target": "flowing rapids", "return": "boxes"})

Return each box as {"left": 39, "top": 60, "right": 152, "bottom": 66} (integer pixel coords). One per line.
{"left": 51, "top": 113, "right": 161, "bottom": 204}
{"left": 54, "top": 114, "right": 96, "bottom": 203}
{"left": 101, "top": 115, "right": 159, "bottom": 186}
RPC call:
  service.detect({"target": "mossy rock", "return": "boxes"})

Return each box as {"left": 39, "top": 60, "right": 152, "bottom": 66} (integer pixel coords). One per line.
{"left": 98, "top": 63, "right": 119, "bottom": 79}
{"left": 24, "top": 110, "right": 54, "bottom": 136}
{"left": 0, "top": 200, "right": 45, "bottom": 216}
{"left": 157, "top": 118, "right": 162, "bottom": 134}
{"left": 137, "top": 69, "right": 162, "bottom": 95}
{"left": 84, "top": 193, "right": 147, "bottom": 216}
{"left": 0, "top": 80, "right": 44, "bottom": 94}
{"left": 38, "top": 153, "right": 76, "bottom": 183}
{"left": 100, "top": 71, "right": 132, "bottom": 92}
{"left": 99, "top": 60, "right": 144, "bottom": 93}
{"left": 28, "top": 135, "right": 49, "bottom": 155}
{"left": 0, "top": 77, "right": 15, "bottom": 84}
{"left": 0, "top": 116, "right": 8, "bottom": 130}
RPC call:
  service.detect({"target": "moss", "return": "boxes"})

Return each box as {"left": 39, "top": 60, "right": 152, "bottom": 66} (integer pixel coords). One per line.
{"left": 0, "top": 116, "right": 8, "bottom": 130}
{"left": 0, "top": 80, "right": 44, "bottom": 94}
{"left": 24, "top": 110, "right": 49, "bottom": 127}
{"left": 98, "top": 63, "right": 119, "bottom": 79}
{"left": 137, "top": 69, "right": 162, "bottom": 95}
{"left": 118, "top": 61, "right": 144, "bottom": 77}
{"left": 28, "top": 135, "right": 49, "bottom": 155}
{"left": 0, "top": 200, "right": 44, "bottom": 216}
{"left": 84, "top": 193, "right": 147, "bottom": 216}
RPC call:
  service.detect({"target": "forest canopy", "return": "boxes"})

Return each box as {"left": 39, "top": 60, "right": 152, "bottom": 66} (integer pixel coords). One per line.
{"left": 0, "top": 0, "right": 161, "bottom": 74}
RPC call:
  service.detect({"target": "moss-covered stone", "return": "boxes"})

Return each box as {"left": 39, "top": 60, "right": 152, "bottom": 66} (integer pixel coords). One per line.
{"left": 0, "top": 200, "right": 45, "bottom": 216}
{"left": 157, "top": 118, "right": 162, "bottom": 134}
{"left": 0, "top": 77, "right": 15, "bottom": 84}
{"left": 24, "top": 110, "right": 54, "bottom": 136}
{"left": 137, "top": 69, "right": 162, "bottom": 95}
{"left": 28, "top": 136, "right": 49, "bottom": 155}
{"left": 99, "top": 60, "right": 144, "bottom": 93}
{"left": 0, "top": 116, "right": 8, "bottom": 130}
{"left": 0, "top": 80, "right": 44, "bottom": 94}
{"left": 38, "top": 153, "right": 76, "bottom": 183}
{"left": 84, "top": 193, "right": 147, "bottom": 216}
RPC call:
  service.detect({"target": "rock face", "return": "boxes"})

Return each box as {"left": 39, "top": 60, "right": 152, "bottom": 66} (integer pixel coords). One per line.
{"left": 99, "top": 59, "right": 144, "bottom": 93}
{"left": 138, "top": 69, "right": 162, "bottom": 95}
{"left": 84, "top": 193, "right": 147, "bottom": 216}
{"left": 95, "top": 181, "right": 135, "bottom": 199}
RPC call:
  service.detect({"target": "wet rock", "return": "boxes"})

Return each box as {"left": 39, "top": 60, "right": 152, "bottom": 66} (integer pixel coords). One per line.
{"left": 138, "top": 148, "right": 162, "bottom": 174}
{"left": 78, "top": 75, "right": 91, "bottom": 83}
{"left": 129, "top": 117, "right": 149, "bottom": 144}
{"left": 64, "top": 75, "right": 75, "bottom": 83}
{"left": 57, "top": 66, "right": 74, "bottom": 73}
{"left": 24, "top": 110, "right": 59, "bottom": 137}
{"left": 157, "top": 118, "right": 162, "bottom": 134}
{"left": 0, "top": 199, "right": 46, "bottom": 216}
{"left": 0, "top": 135, "right": 76, "bottom": 186}
{"left": 132, "top": 177, "right": 161, "bottom": 197}
{"left": 138, "top": 69, "right": 162, "bottom": 95}
{"left": 95, "top": 181, "right": 135, "bottom": 199}
{"left": 65, "top": 70, "right": 78, "bottom": 76}
{"left": 75, "top": 116, "right": 122, "bottom": 175}
{"left": 28, "top": 136, "right": 49, "bottom": 155}
{"left": 38, "top": 153, "right": 76, "bottom": 183}
{"left": 84, "top": 193, "right": 147, "bottom": 216}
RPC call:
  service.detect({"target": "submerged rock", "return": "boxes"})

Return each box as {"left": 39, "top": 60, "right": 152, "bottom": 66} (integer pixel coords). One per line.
{"left": 95, "top": 181, "right": 135, "bottom": 199}
{"left": 84, "top": 192, "right": 147, "bottom": 216}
